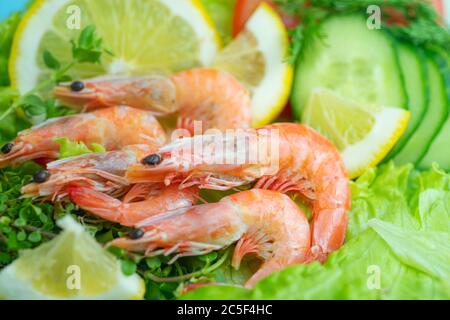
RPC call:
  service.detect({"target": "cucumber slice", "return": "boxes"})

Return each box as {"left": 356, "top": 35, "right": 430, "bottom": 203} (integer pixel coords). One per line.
{"left": 418, "top": 50, "right": 450, "bottom": 170}
{"left": 393, "top": 51, "right": 449, "bottom": 165}
{"left": 291, "top": 14, "right": 406, "bottom": 120}
{"left": 385, "top": 43, "right": 429, "bottom": 160}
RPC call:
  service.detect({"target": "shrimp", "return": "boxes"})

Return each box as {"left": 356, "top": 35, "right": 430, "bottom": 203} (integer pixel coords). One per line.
{"left": 66, "top": 184, "right": 199, "bottom": 227}
{"left": 0, "top": 106, "right": 166, "bottom": 168}
{"left": 21, "top": 144, "right": 157, "bottom": 199}
{"left": 125, "top": 123, "right": 350, "bottom": 261}
{"left": 172, "top": 68, "right": 252, "bottom": 133}
{"left": 110, "top": 189, "right": 311, "bottom": 288}
{"left": 53, "top": 75, "right": 178, "bottom": 114}
{"left": 53, "top": 68, "right": 252, "bottom": 133}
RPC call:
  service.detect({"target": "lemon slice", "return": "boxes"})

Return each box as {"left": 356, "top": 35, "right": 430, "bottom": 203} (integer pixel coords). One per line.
{"left": 211, "top": 3, "right": 293, "bottom": 127}
{"left": 0, "top": 216, "right": 144, "bottom": 300}
{"left": 303, "top": 88, "right": 410, "bottom": 179}
{"left": 10, "top": 0, "right": 221, "bottom": 94}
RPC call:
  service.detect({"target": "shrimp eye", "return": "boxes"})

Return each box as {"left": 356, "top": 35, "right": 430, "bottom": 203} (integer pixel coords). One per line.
{"left": 1, "top": 143, "right": 13, "bottom": 154}
{"left": 142, "top": 154, "right": 162, "bottom": 166}
{"left": 73, "top": 209, "right": 85, "bottom": 217}
{"left": 128, "top": 228, "right": 145, "bottom": 239}
{"left": 70, "top": 81, "right": 85, "bottom": 92}
{"left": 32, "top": 170, "right": 50, "bottom": 183}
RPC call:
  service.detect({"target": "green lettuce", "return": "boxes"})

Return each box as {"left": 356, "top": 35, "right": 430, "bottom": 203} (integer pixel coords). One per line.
{"left": 0, "top": 13, "right": 27, "bottom": 145}
{"left": 181, "top": 163, "right": 450, "bottom": 299}
{"left": 55, "top": 137, "right": 105, "bottom": 159}
{"left": 0, "top": 13, "right": 21, "bottom": 86}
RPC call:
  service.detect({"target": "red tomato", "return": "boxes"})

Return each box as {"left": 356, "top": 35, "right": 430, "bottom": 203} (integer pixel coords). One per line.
{"left": 385, "top": 0, "right": 445, "bottom": 26}
{"left": 432, "top": 0, "right": 444, "bottom": 17}
{"left": 232, "top": 0, "right": 299, "bottom": 37}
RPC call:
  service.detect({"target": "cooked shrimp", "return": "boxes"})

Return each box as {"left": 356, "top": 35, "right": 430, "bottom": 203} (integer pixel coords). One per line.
{"left": 110, "top": 189, "right": 311, "bottom": 288}
{"left": 53, "top": 75, "right": 178, "bottom": 114}
{"left": 54, "top": 68, "right": 252, "bottom": 133}
{"left": 66, "top": 184, "right": 199, "bottom": 227}
{"left": 172, "top": 68, "right": 252, "bottom": 133}
{"left": 125, "top": 123, "right": 350, "bottom": 261}
{"left": 0, "top": 106, "right": 166, "bottom": 168}
{"left": 21, "top": 144, "right": 157, "bottom": 199}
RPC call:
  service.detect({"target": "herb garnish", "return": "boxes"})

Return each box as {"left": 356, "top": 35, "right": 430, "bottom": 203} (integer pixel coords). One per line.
{"left": 0, "top": 25, "right": 109, "bottom": 125}
{"left": 275, "top": 0, "right": 450, "bottom": 63}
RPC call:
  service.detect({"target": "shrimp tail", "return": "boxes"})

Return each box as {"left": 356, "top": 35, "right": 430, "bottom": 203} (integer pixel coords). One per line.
{"left": 67, "top": 186, "right": 122, "bottom": 223}
{"left": 232, "top": 229, "right": 273, "bottom": 270}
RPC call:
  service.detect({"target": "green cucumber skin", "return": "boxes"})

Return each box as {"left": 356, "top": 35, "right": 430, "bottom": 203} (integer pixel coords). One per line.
{"left": 385, "top": 43, "right": 429, "bottom": 160}
{"left": 393, "top": 51, "right": 449, "bottom": 166}
{"left": 418, "top": 50, "right": 450, "bottom": 170}
{"left": 290, "top": 14, "right": 407, "bottom": 121}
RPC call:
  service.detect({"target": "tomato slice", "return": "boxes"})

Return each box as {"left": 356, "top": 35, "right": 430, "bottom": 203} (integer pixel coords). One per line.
{"left": 383, "top": 0, "right": 445, "bottom": 26}
{"left": 232, "top": 0, "right": 298, "bottom": 37}
{"left": 232, "top": 0, "right": 268, "bottom": 37}
{"left": 432, "top": 0, "right": 444, "bottom": 16}
{"left": 232, "top": 0, "right": 445, "bottom": 36}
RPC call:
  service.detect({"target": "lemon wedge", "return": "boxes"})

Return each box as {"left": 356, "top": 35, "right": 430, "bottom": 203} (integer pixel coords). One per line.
{"left": 302, "top": 88, "right": 410, "bottom": 179}
{"left": 0, "top": 216, "right": 144, "bottom": 300}
{"left": 211, "top": 3, "right": 293, "bottom": 127}
{"left": 10, "top": 0, "right": 221, "bottom": 94}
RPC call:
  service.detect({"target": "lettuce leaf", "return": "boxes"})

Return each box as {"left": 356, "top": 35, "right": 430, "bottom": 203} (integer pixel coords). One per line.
{"left": 0, "top": 13, "right": 27, "bottom": 145}
{"left": 181, "top": 163, "right": 450, "bottom": 300}
{"left": 55, "top": 137, "right": 105, "bottom": 159}
{"left": 369, "top": 219, "right": 450, "bottom": 279}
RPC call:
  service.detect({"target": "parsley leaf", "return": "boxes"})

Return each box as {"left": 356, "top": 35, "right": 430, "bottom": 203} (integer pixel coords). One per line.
{"left": 71, "top": 25, "right": 104, "bottom": 64}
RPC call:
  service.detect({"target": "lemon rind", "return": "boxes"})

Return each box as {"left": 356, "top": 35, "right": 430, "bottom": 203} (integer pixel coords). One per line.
{"left": 342, "top": 108, "right": 410, "bottom": 179}
{"left": 244, "top": 3, "right": 293, "bottom": 127}
{"left": 9, "top": 0, "right": 70, "bottom": 93}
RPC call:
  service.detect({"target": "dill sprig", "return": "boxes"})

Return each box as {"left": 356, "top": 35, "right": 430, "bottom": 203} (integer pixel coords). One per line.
{"left": 388, "top": 17, "right": 450, "bottom": 49}
{"left": 275, "top": 0, "right": 450, "bottom": 62}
